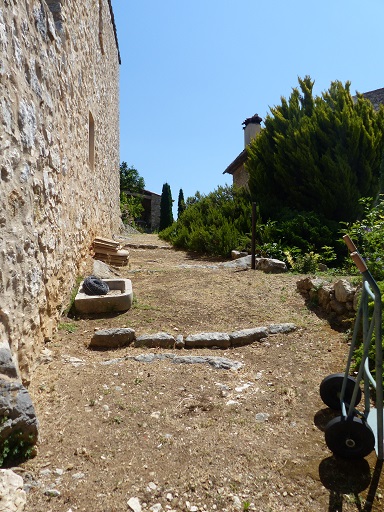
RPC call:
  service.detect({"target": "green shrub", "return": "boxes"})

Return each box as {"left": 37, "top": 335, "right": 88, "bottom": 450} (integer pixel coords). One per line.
{"left": 353, "top": 280, "right": 384, "bottom": 388}
{"left": 120, "top": 191, "right": 144, "bottom": 226}
{"left": 341, "top": 196, "right": 384, "bottom": 281}
{"left": 159, "top": 186, "right": 253, "bottom": 258}
{"left": 159, "top": 185, "right": 341, "bottom": 270}
{"left": 0, "top": 428, "right": 36, "bottom": 466}
{"left": 276, "top": 209, "right": 340, "bottom": 257}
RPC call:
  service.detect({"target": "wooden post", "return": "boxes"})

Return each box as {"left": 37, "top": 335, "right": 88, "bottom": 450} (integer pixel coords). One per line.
{"left": 251, "top": 202, "right": 256, "bottom": 270}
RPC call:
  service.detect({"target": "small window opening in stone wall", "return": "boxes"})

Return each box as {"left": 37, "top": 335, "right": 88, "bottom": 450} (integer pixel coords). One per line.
{"left": 99, "top": 0, "right": 105, "bottom": 55}
{"left": 89, "top": 111, "right": 95, "bottom": 170}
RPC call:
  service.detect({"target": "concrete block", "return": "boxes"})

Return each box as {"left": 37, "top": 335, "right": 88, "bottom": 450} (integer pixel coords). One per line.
{"left": 74, "top": 279, "right": 133, "bottom": 315}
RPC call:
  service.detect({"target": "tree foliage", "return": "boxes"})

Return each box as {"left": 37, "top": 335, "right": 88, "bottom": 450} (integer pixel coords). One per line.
{"left": 159, "top": 186, "right": 252, "bottom": 257}
{"left": 119, "top": 162, "right": 145, "bottom": 226}
{"left": 120, "top": 162, "right": 145, "bottom": 192}
{"left": 247, "top": 76, "right": 384, "bottom": 223}
{"left": 177, "top": 188, "right": 186, "bottom": 218}
{"left": 120, "top": 192, "right": 144, "bottom": 225}
{"left": 159, "top": 183, "right": 174, "bottom": 231}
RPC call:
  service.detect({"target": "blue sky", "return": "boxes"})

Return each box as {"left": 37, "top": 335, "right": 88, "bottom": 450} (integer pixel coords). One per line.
{"left": 111, "top": 0, "right": 383, "bottom": 207}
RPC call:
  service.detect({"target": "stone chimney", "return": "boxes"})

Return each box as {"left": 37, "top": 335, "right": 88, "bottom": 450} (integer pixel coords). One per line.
{"left": 242, "top": 114, "right": 262, "bottom": 147}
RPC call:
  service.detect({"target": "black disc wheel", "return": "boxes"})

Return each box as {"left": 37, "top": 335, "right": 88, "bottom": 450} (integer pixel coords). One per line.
{"left": 325, "top": 416, "right": 375, "bottom": 459}
{"left": 83, "top": 275, "right": 109, "bottom": 296}
{"left": 320, "top": 373, "right": 362, "bottom": 410}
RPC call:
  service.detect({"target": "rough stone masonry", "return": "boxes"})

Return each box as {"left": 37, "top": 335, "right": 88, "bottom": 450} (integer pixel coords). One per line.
{"left": 0, "top": 0, "right": 121, "bottom": 461}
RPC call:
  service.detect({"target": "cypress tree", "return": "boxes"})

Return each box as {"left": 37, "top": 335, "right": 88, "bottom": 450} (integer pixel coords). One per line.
{"left": 247, "top": 76, "right": 384, "bottom": 223}
{"left": 159, "top": 183, "right": 174, "bottom": 231}
{"left": 177, "top": 188, "right": 186, "bottom": 218}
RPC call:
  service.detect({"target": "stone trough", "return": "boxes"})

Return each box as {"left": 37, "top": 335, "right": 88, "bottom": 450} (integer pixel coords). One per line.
{"left": 74, "top": 279, "right": 133, "bottom": 315}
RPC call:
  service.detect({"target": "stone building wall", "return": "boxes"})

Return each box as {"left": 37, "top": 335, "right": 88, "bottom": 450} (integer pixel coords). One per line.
{"left": 150, "top": 193, "right": 161, "bottom": 231}
{"left": 0, "top": 0, "right": 121, "bottom": 383}
{"left": 233, "top": 164, "right": 250, "bottom": 189}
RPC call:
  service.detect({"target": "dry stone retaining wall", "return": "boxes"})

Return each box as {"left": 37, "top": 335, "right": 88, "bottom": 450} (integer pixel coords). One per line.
{"left": 0, "top": 0, "right": 120, "bottom": 383}
{"left": 297, "top": 277, "right": 359, "bottom": 323}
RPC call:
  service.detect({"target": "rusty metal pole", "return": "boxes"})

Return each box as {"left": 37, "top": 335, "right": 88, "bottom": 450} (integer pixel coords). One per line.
{"left": 251, "top": 202, "right": 256, "bottom": 269}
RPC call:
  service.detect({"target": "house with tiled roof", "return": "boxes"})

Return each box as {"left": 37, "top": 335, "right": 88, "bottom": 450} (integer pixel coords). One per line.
{"left": 223, "top": 114, "right": 262, "bottom": 188}
{"left": 224, "top": 88, "right": 384, "bottom": 189}
{"left": 360, "top": 87, "right": 384, "bottom": 111}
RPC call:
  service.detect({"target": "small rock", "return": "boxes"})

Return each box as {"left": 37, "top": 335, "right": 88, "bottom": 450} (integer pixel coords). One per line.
{"left": 233, "top": 495, "right": 242, "bottom": 509}
{"left": 62, "top": 355, "right": 85, "bottom": 367}
{"left": 255, "top": 413, "right": 269, "bottom": 422}
{"left": 44, "top": 489, "right": 61, "bottom": 497}
{"left": 149, "top": 505, "right": 163, "bottom": 512}
{"left": 166, "top": 492, "right": 173, "bottom": 501}
{"left": 39, "top": 348, "right": 53, "bottom": 364}
{"left": 231, "top": 250, "right": 248, "bottom": 259}
{"left": 127, "top": 497, "right": 142, "bottom": 512}
{"left": 175, "top": 335, "right": 184, "bottom": 349}
{"left": 39, "top": 469, "right": 52, "bottom": 476}
{"left": 235, "top": 382, "right": 252, "bottom": 392}
{"left": 72, "top": 472, "right": 85, "bottom": 479}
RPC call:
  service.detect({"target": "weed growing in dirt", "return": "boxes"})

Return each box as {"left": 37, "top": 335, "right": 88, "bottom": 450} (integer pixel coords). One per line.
{"left": 0, "top": 428, "right": 36, "bottom": 467}
{"left": 64, "top": 276, "right": 84, "bottom": 316}
{"left": 132, "top": 294, "right": 161, "bottom": 311}
{"left": 58, "top": 322, "right": 77, "bottom": 333}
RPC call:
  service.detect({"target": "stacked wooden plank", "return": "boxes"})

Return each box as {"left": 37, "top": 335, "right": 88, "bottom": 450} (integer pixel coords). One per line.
{"left": 93, "top": 237, "right": 129, "bottom": 266}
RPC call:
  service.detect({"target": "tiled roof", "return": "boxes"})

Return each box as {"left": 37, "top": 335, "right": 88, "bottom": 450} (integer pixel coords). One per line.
{"left": 108, "top": 0, "right": 121, "bottom": 64}
{"left": 223, "top": 148, "right": 247, "bottom": 175}
{"left": 360, "top": 88, "right": 384, "bottom": 111}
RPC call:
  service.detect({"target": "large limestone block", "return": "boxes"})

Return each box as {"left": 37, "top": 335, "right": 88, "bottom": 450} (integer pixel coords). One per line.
{"left": 184, "top": 333, "right": 231, "bottom": 349}
{"left": 255, "top": 258, "right": 287, "bottom": 273}
{"left": 0, "top": 469, "right": 26, "bottom": 512}
{"left": 134, "top": 333, "right": 176, "bottom": 349}
{"left": 230, "top": 327, "right": 268, "bottom": 347}
{"left": 0, "top": 380, "right": 38, "bottom": 465}
{"left": 334, "top": 279, "right": 355, "bottom": 303}
{"left": 0, "top": 342, "right": 18, "bottom": 379}
{"left": 89, "top": 328, "right": 135, "bottom": 349}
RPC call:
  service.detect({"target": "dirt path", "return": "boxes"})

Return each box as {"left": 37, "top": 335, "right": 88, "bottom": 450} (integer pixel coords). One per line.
{"left": 18, "top": 234, "right": 384, "bottom": 511}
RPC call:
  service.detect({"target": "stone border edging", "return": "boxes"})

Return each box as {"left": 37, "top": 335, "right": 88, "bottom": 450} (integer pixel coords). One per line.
{"left": 89, "top": 323, "right": 297, "bottom": 350}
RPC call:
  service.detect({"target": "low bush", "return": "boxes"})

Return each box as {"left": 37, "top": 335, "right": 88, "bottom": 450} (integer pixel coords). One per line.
{"left": 159, "top": 186, "right": 253, "bottom": 257}
{"left": 341, "top": 196, "right": 384, "bottom": 281}
{"left": 353, "top": 280, "right": 384, "bottom": 389}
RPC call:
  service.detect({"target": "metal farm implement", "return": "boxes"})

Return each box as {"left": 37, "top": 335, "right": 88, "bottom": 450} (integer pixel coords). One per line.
{"left": 319, "top": 235, "right": 384, "bottom": 459}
